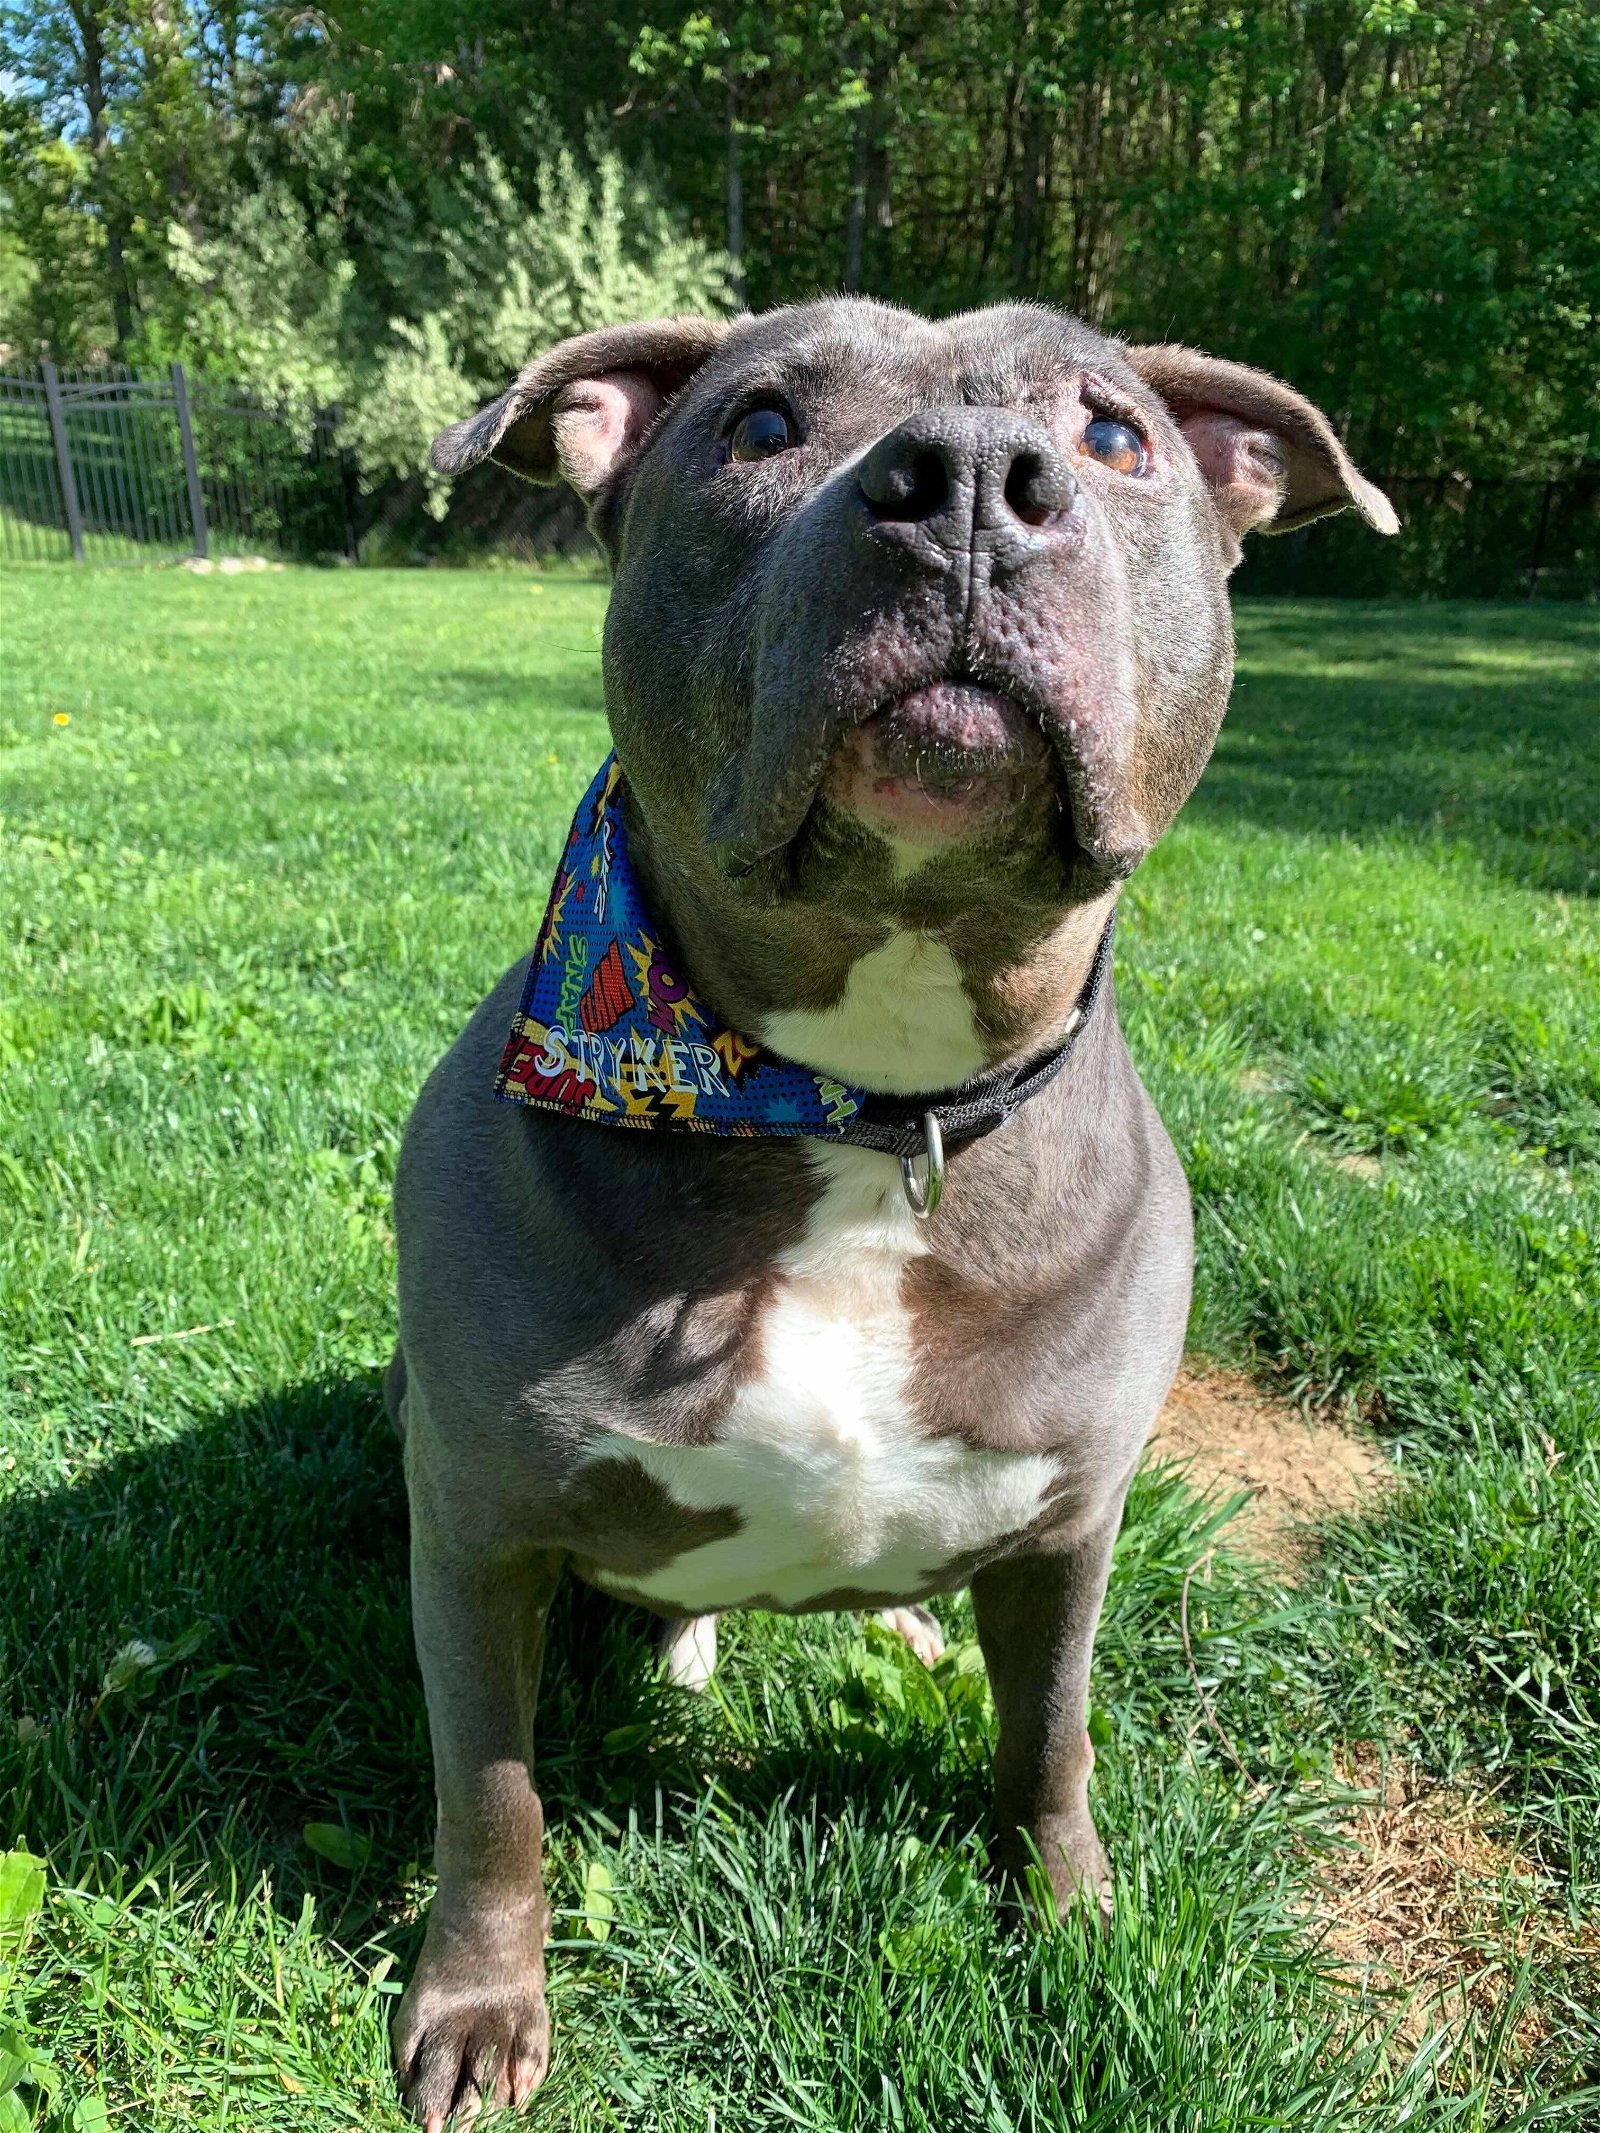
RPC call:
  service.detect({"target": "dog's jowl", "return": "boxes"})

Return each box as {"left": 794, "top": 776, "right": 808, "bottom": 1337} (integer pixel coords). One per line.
{"left": 387, "top": 299, "right": 1395, "bottom": 2125}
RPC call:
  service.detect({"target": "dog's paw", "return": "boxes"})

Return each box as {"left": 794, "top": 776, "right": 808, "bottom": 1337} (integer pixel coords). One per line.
{"left": 873, "top": 1604, "right": 946, "bottom": 1667}
{"left": 998, "top": 1814, "right": 1114, "bottom": 1933}
{"left": 658, "top": 1612, "right": 718, "bottom": 1690}
{"left": 393, "top": 1951, "right": 548, "bottom": 2129}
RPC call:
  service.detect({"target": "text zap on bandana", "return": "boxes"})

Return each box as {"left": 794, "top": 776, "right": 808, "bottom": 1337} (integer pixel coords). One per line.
{"left": 495, "top": 756, "right": 864, "bottom": 1138}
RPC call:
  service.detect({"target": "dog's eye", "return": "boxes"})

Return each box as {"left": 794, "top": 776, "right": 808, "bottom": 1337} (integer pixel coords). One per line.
{"left": 726, "top": 405, "right": 797, "bottom": 462}
{"left": 1080, "top": 416, "right": 1148, "bottom": 476}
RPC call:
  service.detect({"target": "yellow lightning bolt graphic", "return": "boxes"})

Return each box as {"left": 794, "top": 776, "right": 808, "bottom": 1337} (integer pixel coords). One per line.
{"left": 542, "top": 874, "right": 572, "bottom": 962}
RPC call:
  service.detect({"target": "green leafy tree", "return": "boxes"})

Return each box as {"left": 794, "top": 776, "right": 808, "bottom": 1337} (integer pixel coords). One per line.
{"left": 348, "top": 138, "right": 732, "bottom": 509}
{"left": 0, "top": 0, "right": 1593, "bottom": 532}
{"left": 0, "top": 0, "right": 243, "bottom": 353}
{"left": 158, "top": 126, "right": 730, "bottom": 508}
{"left": 0, "top": 97, "right": 110, "bottom": 356}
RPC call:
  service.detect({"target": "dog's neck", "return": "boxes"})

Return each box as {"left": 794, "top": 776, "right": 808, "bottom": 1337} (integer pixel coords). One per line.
{"left": 624, "top": 797, "right": 1117, "bottom": 1097}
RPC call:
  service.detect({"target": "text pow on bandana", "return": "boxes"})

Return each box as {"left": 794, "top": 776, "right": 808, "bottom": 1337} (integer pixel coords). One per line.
{"left": 495, "top": 756, "right": 865, "bottom": 1138}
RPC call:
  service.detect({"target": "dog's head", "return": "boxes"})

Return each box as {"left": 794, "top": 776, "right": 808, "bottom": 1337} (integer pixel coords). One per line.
{"left": 437, "top": 301, "right": 1394, "bottom": 1044}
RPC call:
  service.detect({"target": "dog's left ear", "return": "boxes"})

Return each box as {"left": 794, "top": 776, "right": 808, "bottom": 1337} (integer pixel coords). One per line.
{"left": 431, "top": 315, "right": 732, "bottom": 494}
{"left": 1119, "top": 344, "right": 1399, "bottom": 551}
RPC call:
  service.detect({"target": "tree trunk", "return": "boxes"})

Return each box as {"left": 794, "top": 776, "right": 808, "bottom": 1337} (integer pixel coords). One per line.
{"left": 843, "top": 102, "right": 870, "bottom": 290}
{"left": 725, "top": 76, "right": 746, "bottom": 307}
{"left": 1010, "top": 102, "right": 1043, "bottom": 294}
{"left": 69, "top": 0, "right": 137, "bottom": 353}
{"left": 846, "top": 39, "right": 899, "bottom": 296}
{"left": 1227, "top": 39, "right": 1255, "bottom": 287}
{"left": 865, "top": 107, "right": 893, "bottom": 285}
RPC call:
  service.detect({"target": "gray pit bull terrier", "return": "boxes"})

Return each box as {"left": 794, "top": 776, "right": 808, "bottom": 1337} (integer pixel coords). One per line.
{"left": 387, "top": 297, "right": 1395, "bottom": 2126}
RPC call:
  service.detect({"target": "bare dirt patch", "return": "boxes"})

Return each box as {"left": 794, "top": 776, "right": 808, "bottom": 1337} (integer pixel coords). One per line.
{"left": 1152, "top": 1365, "right": 1389, "bottom": 1567}
{"left": 1318, "top": 1748, "right": 1595, "bottom": 2063}
{"left": 1332, "top": 1150, "right": 1384, "bottom": 1181}
{"left": 1151, "top": 1371, "right": 1596, "bottom": 2078}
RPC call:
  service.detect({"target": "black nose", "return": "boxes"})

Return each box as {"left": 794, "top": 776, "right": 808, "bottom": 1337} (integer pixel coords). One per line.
{"left": 857, "top": 407, "right": 1079, "bottom": 560}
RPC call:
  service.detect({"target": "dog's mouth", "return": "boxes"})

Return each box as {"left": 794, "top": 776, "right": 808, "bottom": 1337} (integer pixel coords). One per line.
{"left": 820, "top": 681, "right": 1057, "bottom": 848}
{"left": 708, "top": 649, "right": 1140, "bottom": 890}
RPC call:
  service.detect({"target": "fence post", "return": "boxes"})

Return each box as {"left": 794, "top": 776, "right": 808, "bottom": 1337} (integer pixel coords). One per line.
{"left": 325, "top": 403, "right": 362, "bottom": 563}
{"left": 170, "top": 360, "right": 209, "bottom": 559}
{"left": 1526, "top": 481, "right": 1553, "bottom": 600}
{"left": 41, "top": 361, "right": 86, "bottom": 564}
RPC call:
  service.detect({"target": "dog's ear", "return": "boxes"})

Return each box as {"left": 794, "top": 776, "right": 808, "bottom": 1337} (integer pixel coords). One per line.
{"left": 1119, "top": 344, "right": 1399, "bottom": 549}
{"left": 431, "top": 315, "right": 731, "bottom": 493}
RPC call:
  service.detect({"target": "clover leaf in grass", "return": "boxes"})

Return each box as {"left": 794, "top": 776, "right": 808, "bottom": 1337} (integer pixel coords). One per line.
{"left": 0, "top": 1853, "right": 46, "bottom": 1986}
{"left": 580, "top": 1860, "right": 615, "bottom": 1942}
{"left": 303, "top": 1822, "right": 374, "bottom": 1871}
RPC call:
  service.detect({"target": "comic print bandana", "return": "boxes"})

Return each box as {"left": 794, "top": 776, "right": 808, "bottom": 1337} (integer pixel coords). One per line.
{"left": 495, "top": 755, "right": 866, "bottom": 1138}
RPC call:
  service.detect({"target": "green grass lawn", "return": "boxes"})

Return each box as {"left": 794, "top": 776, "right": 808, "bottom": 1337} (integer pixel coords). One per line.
{"left": 2, "top": 570, "right": 1597, "bottom": 2129}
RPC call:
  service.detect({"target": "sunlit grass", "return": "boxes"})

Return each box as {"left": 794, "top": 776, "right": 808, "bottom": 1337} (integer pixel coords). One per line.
{"left": 2, "top": 572, "right": 1596, "bottom": 2126}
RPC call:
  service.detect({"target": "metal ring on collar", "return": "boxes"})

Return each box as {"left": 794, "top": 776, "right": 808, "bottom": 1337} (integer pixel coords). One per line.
{"left": 899, "top": 1110, "right": 944, "bottom": 1218}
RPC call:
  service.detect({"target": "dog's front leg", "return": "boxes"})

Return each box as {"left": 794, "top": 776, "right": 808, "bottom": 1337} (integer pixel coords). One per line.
{"left": 971, "top": 1494, "right": 1127, "bottom": 1926}
{"left": 394, "top": 1524, "right": 563, "bottom": 2129}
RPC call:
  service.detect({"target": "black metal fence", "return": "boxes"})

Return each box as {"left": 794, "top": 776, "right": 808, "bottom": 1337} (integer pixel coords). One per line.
{"left": 0, "top": 362, "right": 358, "bottom": 565}
{"left": 1229, "top": 470, "right": 1595, "bottom": 601}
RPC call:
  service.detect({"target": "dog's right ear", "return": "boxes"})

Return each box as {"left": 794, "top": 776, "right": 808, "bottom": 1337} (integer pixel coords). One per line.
{"left": 430, "top": 316, "right": 731, "bottom": 493}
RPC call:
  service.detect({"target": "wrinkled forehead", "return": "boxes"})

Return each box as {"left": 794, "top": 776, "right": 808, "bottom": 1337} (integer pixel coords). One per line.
{"left": 688, "top": 298, "right": 1130, "bottom": 419}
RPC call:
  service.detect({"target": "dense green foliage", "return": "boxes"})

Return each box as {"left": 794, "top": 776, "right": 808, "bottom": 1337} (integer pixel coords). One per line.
{"left": 0, "top": 9, "right": 733, "bottom": 507}
{"left": 2, "top": 572, "right": 1596, "bottom": 2123}
{"left": 2, "top": 3, "right": 1596, "bottom": 502}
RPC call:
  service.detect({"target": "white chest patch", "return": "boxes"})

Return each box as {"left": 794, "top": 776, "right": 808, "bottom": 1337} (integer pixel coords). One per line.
{"left": 582, "top": 1144, "right": 1059, "bottom": 1612}
{"left": 760, "top": 927, "right": 988, "bottom": 1095}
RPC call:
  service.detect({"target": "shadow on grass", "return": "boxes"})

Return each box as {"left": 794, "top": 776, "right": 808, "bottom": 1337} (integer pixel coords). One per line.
{"left": 1, "top": 1375, "right": 980, "bottom": 1950}
{"left": 1201, "top": 604, "right": 1599, "bottom": 895}
{"left": 426, "top": 668, "right": 606, "bottom": 705}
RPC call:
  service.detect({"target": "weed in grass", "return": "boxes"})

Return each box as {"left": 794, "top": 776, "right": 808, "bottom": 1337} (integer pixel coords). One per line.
{"left": 1289, "top": 1028, "right": 1478, "bottom": 1157}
